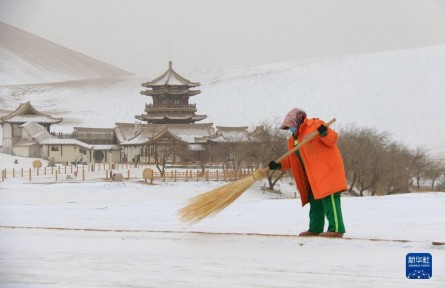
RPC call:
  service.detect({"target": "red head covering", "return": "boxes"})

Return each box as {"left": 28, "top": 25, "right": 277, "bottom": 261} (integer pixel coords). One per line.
{"left": 281, "top": 107, "right": 307, "bottom": 130}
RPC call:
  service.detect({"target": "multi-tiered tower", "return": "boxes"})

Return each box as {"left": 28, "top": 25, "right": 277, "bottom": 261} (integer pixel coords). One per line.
{"left": 136, "top": 61, "right": 207, "bottom": 124}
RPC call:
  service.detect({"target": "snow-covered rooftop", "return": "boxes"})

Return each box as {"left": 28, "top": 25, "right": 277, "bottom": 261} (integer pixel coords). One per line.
{"left": 117, "top": 123, "right": 216, "bottom": 145}
{"left": 42, "top": 138, "right": 93, "bottom": 149}
{"left": 20, "top": 121, "right": 56, "bottom": 143}
{"left": 142, "top": 61, "right": 200, "bottom": 87}
{"left": 1, "top": 102, "right": 62, "bottom": 125}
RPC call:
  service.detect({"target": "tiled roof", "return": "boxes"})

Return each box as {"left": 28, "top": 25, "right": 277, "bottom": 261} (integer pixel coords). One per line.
{"left": 141, "top": 62, "right": 200, "bottom": 87}
{"left": 20, "top": 121, "right": 56, "bottom": 143}
{"left": 0, "top": 101, "right": 62, "bottom": 124}
{"left": 117, "top": 123, "right": 215, "bottom": 145}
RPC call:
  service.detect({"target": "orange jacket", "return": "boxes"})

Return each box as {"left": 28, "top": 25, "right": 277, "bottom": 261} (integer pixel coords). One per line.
{"left": 280, "top": 118, "right": 348, "bottom": 206}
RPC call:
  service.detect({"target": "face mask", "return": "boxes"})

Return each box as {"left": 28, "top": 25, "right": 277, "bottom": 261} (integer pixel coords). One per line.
{"left": 289, "top": 127, "right": 297, "bottom": 134}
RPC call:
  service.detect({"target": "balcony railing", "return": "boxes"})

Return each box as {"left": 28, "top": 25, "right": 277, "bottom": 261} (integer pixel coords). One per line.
{"left": 145, "top": 103, "right": 196, "bottom": 109}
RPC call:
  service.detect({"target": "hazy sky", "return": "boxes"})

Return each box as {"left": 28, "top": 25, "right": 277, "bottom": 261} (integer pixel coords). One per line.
{"left": 1, "top": 0, "right": 445, "bottom": 76}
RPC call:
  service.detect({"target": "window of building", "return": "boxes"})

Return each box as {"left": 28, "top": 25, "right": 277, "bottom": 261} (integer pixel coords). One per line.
{"left": 51, "top": 146, "right": 59, "bottom": 151}
{"left": 79, "top": 148, "right": 87, "bottom": 155}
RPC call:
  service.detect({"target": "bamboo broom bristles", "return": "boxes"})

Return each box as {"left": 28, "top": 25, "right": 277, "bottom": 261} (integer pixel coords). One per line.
{"left": 178, "top": 168, "right": 268, "bottom": 223}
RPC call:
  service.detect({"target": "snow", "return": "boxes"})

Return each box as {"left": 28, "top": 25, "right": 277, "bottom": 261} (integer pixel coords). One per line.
{"left": 0, "top": 179, "right": 444, "bottom": 287}
{"left": 0, "top": 154, "right": 444, "bottom": 287}
{"left": 1, "top": 45, "right": 445, "bottom": 157}
{"left": 0, "top": 153, "right": 49, "bottom": 170}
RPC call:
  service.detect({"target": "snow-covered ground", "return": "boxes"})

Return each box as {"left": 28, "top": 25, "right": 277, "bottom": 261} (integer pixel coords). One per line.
{"left": 1, "top": 179, "right": 444, "bottom": 287}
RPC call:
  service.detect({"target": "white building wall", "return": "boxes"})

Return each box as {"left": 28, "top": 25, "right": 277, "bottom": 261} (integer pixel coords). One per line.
{"left": 29, "top": 145, "right": 41, "bottom": 158}
{"left": 12, "top": 124, "right": 21, "bottom": 137}
{"left": 111, "top": 150, "right": 121, "bottom": 163}
{"left": 13, "top": 146, "right": 30, "bottom": 157}
{"left": 47, "top": 145, "right": 92, "bottom": 164}
{"left": 41, "top": 145, "right": 49, "bottom": 159}
{"left": 2, "top": 123, "right": 13, "bottom": 154}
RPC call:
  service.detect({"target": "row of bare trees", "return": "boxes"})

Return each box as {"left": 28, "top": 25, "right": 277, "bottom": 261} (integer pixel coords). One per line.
{"left": 337, "top": 126, "right": 445, "bottom": 195}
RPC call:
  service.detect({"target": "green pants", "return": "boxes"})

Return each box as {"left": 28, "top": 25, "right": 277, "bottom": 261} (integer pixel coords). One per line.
{"left": 308, "top": 191, "right": 346, "bottom": 234}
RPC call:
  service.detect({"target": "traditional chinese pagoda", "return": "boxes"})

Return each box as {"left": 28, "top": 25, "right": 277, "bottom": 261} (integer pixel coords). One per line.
{"left": 135, "top": 61, "right": 207, "bottom": 124}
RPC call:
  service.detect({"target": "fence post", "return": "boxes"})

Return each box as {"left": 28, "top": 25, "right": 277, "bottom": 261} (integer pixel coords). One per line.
{"left": 37, "top": 168, "right": 39, "bottom": 176}
{"left": 21, "top": 168, "right": 23, "bottom": 177}
{"left": 29, "top": 168, "right": 31, "bottom": 181}
{"left": 12, "top": 168, "right": 15, "bottom": 178}
{"left": 55, "top": 170, "right": 58, "bottom": 182}
{"left": 58, "top": 166, "right": 61, "bottom": 174}
{"left": 174, "top": 170, "right": 177, "bottom": 182}
{"left": 44, "top": 167, "right": 47, "bottom": 175}
{"left": 82, "top": 165, "right": 85, "bottom": 181}
{"left": 1, "top": 170, "right": 4, "bottom": 181}
{"left": 106, "top": 170, "right": 109, "bottom": 180}
{"left": 51, "top": 166, "right": 54, "bottom": 175}
{"left": 127, "top": 170, "right": 130, "bottom": 180}
{"left": 185, "top": 170, "right": 188, "bottom": 182}
{"left": 206, "top": 170, "right": 209, "bottom": 181}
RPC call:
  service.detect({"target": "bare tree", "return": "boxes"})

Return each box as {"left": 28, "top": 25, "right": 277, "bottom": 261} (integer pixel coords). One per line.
{"left": 410, "top": 147, "right": 429, "bottom": 190}
{"left": 381, "top": 143, "right": 413, "bottom": 194}
{"left": 424, "top": 158, "right": 445, "bottom": 191}
{"left": 195, "top": 145, "right": 213, "bottom": 174}
{"left": 212, "top": 134, "right": 251, "bottom": 172}
{"left": 152, "top": 142, "right": 175, "bottom": 175}
{"left": 176, "top": 143, "right": 212, "bottom": 174}
{"left": 338, "top": 126, "right": 389, "bottom": 196}
{"left": 247, "top": 122, "right": 288, "bottom": 190}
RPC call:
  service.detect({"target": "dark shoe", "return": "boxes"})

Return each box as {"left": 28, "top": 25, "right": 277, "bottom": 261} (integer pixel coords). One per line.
{"left": 299, "top": 231, "right": 319, "bottom": 237}
{"left": 319, "top": 231, "right": 343, "bottom": 238}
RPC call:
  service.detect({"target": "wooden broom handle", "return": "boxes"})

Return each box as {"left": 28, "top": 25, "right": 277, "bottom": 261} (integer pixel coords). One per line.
{"left": 274, "top": 117, "right": 336, "bottom": 164}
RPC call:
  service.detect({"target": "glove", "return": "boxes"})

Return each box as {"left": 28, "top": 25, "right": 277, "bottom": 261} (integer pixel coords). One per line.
{"left": 317, "top": 124, "right": 328, "bottom": 137}
{"left": 268, "top": 161, "right": 281, "bottom": 170}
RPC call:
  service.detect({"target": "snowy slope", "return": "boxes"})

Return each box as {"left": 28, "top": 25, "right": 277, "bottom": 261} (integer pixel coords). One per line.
{"left": 1, "top": 45, "right": 444, "bottom": 156}
{"left": 0, "top": 76, "right": 146, "bottom": 129}
{"left": 191, "top": 45, "right": 445, "bottom": 156}
{"left": 0, "top": 22, "right": 131, "bottom": 85}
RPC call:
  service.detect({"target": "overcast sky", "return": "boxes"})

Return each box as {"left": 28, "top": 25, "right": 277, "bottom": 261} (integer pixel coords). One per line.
{"left": 1, "top": 0, "right": 445, "bottom": 76}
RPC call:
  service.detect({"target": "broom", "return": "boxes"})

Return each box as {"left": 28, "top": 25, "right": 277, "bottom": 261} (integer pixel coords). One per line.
{"left": 178, "top": 118, "right": 337, "bottom": 223}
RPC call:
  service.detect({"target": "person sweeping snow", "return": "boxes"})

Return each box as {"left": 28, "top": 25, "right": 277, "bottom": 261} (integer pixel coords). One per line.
{"left": 178, "top": 110, "right": 339, "bottom": 225}
{"left": 269, "top": 108, "right": 347, "bottom": 238}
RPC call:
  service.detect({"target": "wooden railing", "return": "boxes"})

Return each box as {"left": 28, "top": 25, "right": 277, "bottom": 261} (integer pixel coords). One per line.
{"left": 0, "top": 164, "right": 256, "bottom": 183}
